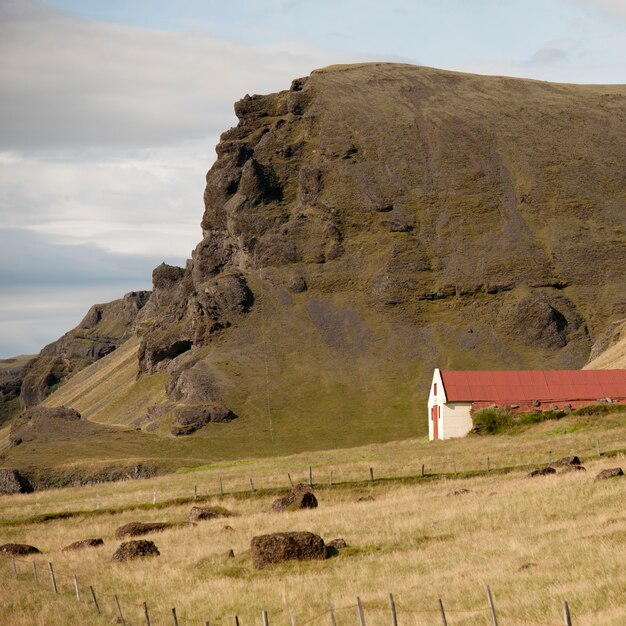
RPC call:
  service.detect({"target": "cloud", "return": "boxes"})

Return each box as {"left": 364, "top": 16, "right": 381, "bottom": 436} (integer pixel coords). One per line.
{"left": 0, "top": 228, "right": 182, "bottom": 356}
{"left": 0, "top": 139, "right": 210, "bottom": 257}
{"left": 0, "top": 0, "right": 350, "bottom": 151}
{"left": 0, "top": 228, "right": 178, "bottom": 286}
{"left": 527, "top": 47, "right": 570, "bottom": 66}
{"left": 566, "top": 0, "right": 626, "bottom": 19}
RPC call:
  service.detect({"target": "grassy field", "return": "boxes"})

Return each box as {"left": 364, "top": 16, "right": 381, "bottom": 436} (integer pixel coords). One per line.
{"left": 1, "top": 412, "right": 626, "bottom": 625}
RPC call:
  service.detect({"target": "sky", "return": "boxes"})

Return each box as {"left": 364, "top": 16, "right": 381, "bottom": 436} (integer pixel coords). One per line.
{"left": 1, "top": 0, "right": 625, "bottom": 357}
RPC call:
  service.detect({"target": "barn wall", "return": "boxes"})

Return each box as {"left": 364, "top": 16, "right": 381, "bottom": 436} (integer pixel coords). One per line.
{"left": 427, "top": 368, "right": 446, "bottom": 440}
{"left": 441, "top": 402, "right": 473, "bottom": 439}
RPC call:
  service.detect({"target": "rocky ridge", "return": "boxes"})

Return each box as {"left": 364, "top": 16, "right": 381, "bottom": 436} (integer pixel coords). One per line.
{"left": 3, "top": 63, "right": 626, "bottom": 452}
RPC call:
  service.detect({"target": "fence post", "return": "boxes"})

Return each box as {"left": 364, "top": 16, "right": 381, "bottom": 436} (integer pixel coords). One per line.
{"left": 328, "top": 601, "right": 337, "bottom": 626}
{"left": 487, "top": 456, "right": 491, "bottom": 472}
{"left": 48, "top": 562, "right": 58, "bottom": 594}
{"left": 194, "top": 485, "right": 198, "bottom": 500}
{"left": 486, "top": 586, "right": 498, "bottom": 626}
{"left": 172, "top": 607, "right": 179, "bottom": 626}
{"left": 89, "top": 586, "right": 100, "bottom": 614}
{"left": 548, "top": 450, "right": 552, "bottom": 464}
{"left": 262, "top": 610, "right": 269, "bottom": 626}
{"left": 249, "top": 477, "right": 256, "bottom": 492}
{"left": 309, "top": 466, "right": 313, "bottom": 486}
{"left": 73, "top": 574, "right": 81, "bottom": 602}
{"left": 143, "top": 601, "right": 151, "bottom": 626}
{"left": 563, "top": 600, "right": 572, "bottom": 626}
{"left": 234, "top": 615, "right": 240, "bottom": 626}
{"left": 421, "top": 464, "right": 425, "bottom": 477}
{"left": 32, "top": 559, "right": 38, "bottom": 585}
{"left": 220, "top": 477, "right": 224, "bottom": 496}
{"left": 290, "top": 611, "right": 296, "bottom": 626}
{"left": 152, "top": 490, "right": 156, "bottom": 505}
{"left": 369, "top": 467, "right": 375, "bottom": 483}
{"left": 288, "top": 473, "right": 294, "bottom": 488}
{"left": 329, "top": 471, "right": 333, "bottom": 486}
{"left": 597, "top": 439, "right": 601, "bottom": 457}
{"left": 115, "top": 595, "right": 126, "bottom": 625}
{"left": 356, "top": 597, "right": 367, "bottom": 626}
{"left": 389, "top": 593, "right": 398, "bottom": 626}
{"left": 438, "top": 599, "right": 448, "bottom": 626}
{"left": 11, "top": 557, "right": 17, "bottom": 578}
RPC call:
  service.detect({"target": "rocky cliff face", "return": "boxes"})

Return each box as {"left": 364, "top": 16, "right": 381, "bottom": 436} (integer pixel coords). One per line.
{"left": 17, "top": 290, "right": 150, "bottom": 409}
{"left": 126, "top": 63, "right": 625, "bottom": 436}
{"left": 7, "top": 63, "right": 626, "bottom": 446}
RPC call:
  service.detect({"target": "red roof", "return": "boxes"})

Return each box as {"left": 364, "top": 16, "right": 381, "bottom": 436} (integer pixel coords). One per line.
{"left": 440, "top": 370, "right": 626, "bottom": 403}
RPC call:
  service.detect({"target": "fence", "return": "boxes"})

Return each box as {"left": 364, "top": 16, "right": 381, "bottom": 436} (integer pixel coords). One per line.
{"left": 1, "top": 431, "right": 625, "bottom": 526}
{"left": 3, "top": 553, "right": 576, "bottom": 625}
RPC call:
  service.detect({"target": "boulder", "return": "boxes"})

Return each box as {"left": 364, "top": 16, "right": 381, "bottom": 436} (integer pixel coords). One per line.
{"left": 221, "top": 525, "right": 235, "bottom": 533}
{"left": 170, "top": 403, "right": 236, "bottom": 436}
{"left": 560, "top": 465, "right": 586, "bottom": 473}
{"left": 527, "top": 467, "right": 556, "bottom": 477}
{"left": 62, "top": 538, "right": 104, "bottom": 552}
{"left": 251, "top": 531, "right": 326, "bottom": 569}
{"left": 115, "top": 522, "right": 172, "bottom": 539}
{"left": 287, "top": 274, "right": 307, "bottom": 293}
{"left": 112, "top": 540, "right": 160, "bottom": 561}
{"left": 271, "top": 484, "right": 318, "bottom": 512}
{"left": 326, "top": 538, "right": 348, "bottom": 550}
{"left": 553, "top": 456, "right": 581, "bottom": 467}
{"left": 595, "top": 467, "right": 624, "bottom": 480}
{"left": 0, "top": 543, "right": 40, "bottom": 556}
{"left": 0, "top": 469, "right": 33, "bottom": 495}
{"left": 188, "top": 506, "right": 226, "bottom": 522}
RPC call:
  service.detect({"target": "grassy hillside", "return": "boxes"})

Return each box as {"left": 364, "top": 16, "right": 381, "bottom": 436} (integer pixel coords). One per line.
{"left": 3, "top": 63, "right": 625, "bottom": 477}
{"left": 1, "top": 416, "right": 626, "bottom": 625}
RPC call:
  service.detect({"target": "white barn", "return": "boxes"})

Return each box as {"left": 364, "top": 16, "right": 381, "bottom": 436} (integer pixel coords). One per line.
{"left": 427, "top": 368, "right": 473, "bottom": 441}
{"left": 428, "top": 368, "right": 626, "bottom": 441}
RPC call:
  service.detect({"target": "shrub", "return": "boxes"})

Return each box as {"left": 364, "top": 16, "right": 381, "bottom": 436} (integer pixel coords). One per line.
{"left": 472, "top": 408, "right": 514, "bottom": 434}
{"left": 572, "top": 403, "right": 626, "bottom": 416}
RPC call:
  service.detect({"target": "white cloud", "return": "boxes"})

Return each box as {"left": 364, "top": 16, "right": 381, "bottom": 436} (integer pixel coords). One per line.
{"left": 567, "top": 0, "right": 626, "bottom": 19}
{"left": 0, "top": 0, "right": 348, "bottom": 151}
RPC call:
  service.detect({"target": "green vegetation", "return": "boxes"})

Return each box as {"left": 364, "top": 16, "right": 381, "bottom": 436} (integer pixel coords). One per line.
{"left": 472, "top": 405, "right": 626, "bottom": 435}
{"left": 573, "top": 403, "right": 626, "bottom": 415}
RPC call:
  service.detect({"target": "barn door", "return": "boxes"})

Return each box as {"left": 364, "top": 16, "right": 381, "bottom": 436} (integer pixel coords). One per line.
{"left": 432, "top": 405, "right": 439, "bottom": 440}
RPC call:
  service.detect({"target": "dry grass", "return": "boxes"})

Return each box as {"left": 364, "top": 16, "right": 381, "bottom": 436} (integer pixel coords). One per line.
{"left": 586, "top": 334, "right": 626, "bottom": 369}
{"left": 1, "top": 417, "right": 626, "bottom": 625}
{"left": 2, "top": 409, "right": 626, "bottom": 522}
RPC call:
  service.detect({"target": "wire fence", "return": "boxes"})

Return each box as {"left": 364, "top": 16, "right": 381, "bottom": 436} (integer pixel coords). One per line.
{"left": 2, "top": 553, "right": 576, "bottom": 626}
{"left": 2, "top": 430, "right": 624, "bottom": 524}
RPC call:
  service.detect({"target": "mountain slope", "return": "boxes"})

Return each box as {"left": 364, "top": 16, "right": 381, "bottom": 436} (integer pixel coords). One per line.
{"left": 3, "top": 63, "right": 626, "bottom": 473}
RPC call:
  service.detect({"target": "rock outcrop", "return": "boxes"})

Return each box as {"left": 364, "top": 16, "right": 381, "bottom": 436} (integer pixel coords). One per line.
{"left": 3, "top": 63, "right": 626, "bottom": 465}
{"left": 115, "top": 522, "right": 173, "bottom": 539}
{"left": 112, "top": 540, "right": 160, "bottom": 561}
{"left": 0, "top": 544, "right": 40, "bottom": 556}
{"left": 9, "top": 406, "right": 81, "bottom": 447}
{"left": 251, "top": 531, "right": 326, "bottom": 569}
{"left": 18, "top": 291, "right": 150, "bottom": 409}
{"left": 595, "top": 467, "right": 624, "bottom": 480}
{"left": 0, "top": 469, "right": 33, "bottom": 495}
{"left": 271, "top": 484, "right": 318, "bottom": 512}
{"left": 63, "top": 538, "right": 104, "bottom": 551}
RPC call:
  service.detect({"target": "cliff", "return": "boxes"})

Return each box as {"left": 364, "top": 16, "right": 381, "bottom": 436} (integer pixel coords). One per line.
{"left": 3, "top": 63, "right": 625, "bottom": 471}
